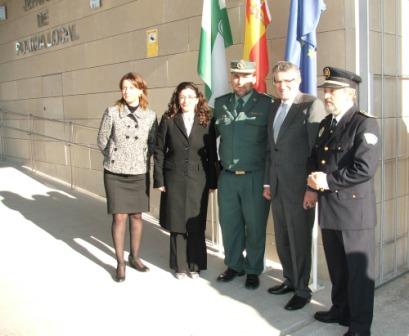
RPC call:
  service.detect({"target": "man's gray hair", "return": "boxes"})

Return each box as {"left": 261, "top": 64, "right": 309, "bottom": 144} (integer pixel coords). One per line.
{"left": 272, "top": 61, "right": 301, "bottom": 81}
{"left": 344, "top": 87, "right": 358, "bottom": 102}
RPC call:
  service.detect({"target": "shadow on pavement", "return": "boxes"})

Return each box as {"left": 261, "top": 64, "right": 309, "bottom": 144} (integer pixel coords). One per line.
{"left": 0, "top": 162, "right": 323, "bottom": 334}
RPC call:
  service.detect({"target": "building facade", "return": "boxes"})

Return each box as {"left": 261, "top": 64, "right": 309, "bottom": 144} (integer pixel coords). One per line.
{"left": 0, "top": 0, "right": 408, "bottom": 285}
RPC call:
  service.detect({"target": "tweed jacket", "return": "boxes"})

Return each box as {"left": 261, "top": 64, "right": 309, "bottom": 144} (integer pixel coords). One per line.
{"left": 97, "top": 104, "right": 158, "bottom": 175}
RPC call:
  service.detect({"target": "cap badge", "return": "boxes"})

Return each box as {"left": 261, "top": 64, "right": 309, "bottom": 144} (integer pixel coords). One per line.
{"left": 323, "top": 67, "right": 331, "bottom": 79}
{"left": 237, "top": 60, "right": 246, "bottom": 70}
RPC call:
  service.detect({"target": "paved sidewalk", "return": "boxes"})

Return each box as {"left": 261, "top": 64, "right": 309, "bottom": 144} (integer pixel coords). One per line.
{"left": 0, "top": 161, "right": 408, "bottom": 336}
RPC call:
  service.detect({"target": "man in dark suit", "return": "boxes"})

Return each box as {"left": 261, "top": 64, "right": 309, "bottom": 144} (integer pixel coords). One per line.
{"left": 307, "top": 67, "right": 380, "bottom": 336}
{"left": 213, "top": 60, "right": 273, "bottom": 289}
{"left": 263, "top": 61, "right": 326, "bottom": 310}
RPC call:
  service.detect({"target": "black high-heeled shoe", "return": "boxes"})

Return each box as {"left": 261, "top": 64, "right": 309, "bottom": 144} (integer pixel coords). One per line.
{"left": 115, "top": 263, "right": 126, "bottom": 282}
{"left": 128, "top": 254, "right": 150, "bottom": 272}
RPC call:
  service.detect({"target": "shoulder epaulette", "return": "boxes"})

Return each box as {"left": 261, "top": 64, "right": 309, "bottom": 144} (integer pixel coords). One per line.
{"left": 258, "top": 92, "right": 275, "bottom": 102}
{"left": 358, "top": 110, "right": 376, "bottom": 118}
{"left": 216, "top": 92, "right": 233, "bottom": 100}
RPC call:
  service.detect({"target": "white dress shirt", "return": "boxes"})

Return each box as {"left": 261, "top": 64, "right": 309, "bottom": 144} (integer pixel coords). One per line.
{"left": 182, "top": 111, "right": 195, "bottom": 136}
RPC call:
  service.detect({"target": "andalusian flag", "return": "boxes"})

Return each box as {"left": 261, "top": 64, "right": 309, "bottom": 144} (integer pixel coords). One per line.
{"left": 243, "top": 0, "right": 271, "bottom": 93}
{"left": 197, "top": 0, "right": 233, "bottom": 107}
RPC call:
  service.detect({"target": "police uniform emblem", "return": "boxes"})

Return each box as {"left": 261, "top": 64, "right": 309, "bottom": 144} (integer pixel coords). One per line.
{"left": 237, "top": 60, "right": 246, "bottom": 70}
{"left": 318, "top": 126, "right": 325, "bottom": 138}
{"left": 364, "top": 133, "right": 378, "bottom": 145}
{"left": 323, "top": 67, "right": 331, "bottom": 79}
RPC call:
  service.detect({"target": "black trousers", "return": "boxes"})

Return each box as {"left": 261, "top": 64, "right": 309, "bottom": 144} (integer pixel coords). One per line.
{"left": 271, "top": 195, "right": 314, "bottom": 298}
{"left": 321, "top": 228, "right": 375, "bottom": 335}
{"left": 169, "top": 231, "right": 207, "bottom": 272}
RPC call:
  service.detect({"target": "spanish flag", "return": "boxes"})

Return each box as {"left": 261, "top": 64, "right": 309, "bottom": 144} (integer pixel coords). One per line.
{"left": 243, "top": 0, "right": 271, "bottom": 93}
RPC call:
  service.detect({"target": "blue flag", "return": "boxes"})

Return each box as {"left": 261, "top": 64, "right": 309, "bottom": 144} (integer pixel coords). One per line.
{"left": 285, "top": 0, "right": 326, "bottom": 95}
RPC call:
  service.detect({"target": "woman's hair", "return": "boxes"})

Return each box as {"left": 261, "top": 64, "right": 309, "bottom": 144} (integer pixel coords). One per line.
{"left": 164, "top": 82, "right": 211, "bottom": 126}
{"left": 115, "top": 72, "right": 149, "bottom": 109}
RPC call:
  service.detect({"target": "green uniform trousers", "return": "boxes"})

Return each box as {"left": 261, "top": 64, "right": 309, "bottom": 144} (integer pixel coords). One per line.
{"left": 218, "top": 169, "right": 269, "bottom": 275}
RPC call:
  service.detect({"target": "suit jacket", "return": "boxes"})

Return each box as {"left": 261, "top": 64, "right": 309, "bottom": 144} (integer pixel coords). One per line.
{"left": 264, "top": 92, "right": 326, "bottom": 203}
{"left": 213, "top": 90, "right": 274, "bottom": 172}
{"left": 153, "top": 113, "right": 217, "bottom": 233}
{"left": 307, "top": 107, "right": 380, "bottom": 230}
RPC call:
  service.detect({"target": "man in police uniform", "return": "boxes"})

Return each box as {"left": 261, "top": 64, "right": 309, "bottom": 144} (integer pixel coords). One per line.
{"left": 307, "top": 67, "right": 380, "bottom": 336}
{"left": 213, "top": 60, "right": 273, "bottom": 289}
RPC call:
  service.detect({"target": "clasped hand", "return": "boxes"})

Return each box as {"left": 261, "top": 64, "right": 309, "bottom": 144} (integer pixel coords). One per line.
{"left": 303, "top": 190, "right": 318, "bottom": 210}
{"left": 264, "top": 186, "right": 317, "bottom": 210}
{"left": 307, "top": 172, "right": 328, "bottom": 191}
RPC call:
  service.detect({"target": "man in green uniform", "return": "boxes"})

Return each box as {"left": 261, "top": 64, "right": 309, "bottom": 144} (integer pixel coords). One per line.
{"left": 213, "top": 60, "right": 273, "bottom": 289}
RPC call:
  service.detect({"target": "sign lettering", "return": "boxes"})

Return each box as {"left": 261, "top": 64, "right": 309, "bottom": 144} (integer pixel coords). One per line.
{"left": 15, "top": 24, "right": 79, "bottom": 55}
{"left": 24, "top": 0, "right": 50, "bottom": 11}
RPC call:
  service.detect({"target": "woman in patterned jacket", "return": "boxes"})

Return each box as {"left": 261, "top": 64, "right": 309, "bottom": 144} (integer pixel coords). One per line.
{"left": 97, "top": 72, "right": 157, "bottom": 282}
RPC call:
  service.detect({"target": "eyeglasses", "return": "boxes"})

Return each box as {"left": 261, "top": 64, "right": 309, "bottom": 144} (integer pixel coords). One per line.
{"left": 274, "top": 78, "right": 296, "bottom": 85}
{"left": 179, "top": 95, "right": 197, "bottom": 100}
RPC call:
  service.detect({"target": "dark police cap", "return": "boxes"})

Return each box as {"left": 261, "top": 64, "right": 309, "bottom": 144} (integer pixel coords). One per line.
{"left": 230, "top": 59, "right": 256, "bottom": 73}
{"left": 318, "top": 66, "right": 362, "bottom": 89}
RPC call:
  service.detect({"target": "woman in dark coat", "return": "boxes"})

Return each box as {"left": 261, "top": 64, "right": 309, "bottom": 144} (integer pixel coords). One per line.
{"left": 154, "top": 82, "right": 217, "bottom": 279}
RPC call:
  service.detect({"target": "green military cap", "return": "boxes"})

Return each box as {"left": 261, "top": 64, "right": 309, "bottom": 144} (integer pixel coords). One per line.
{"left": 318, "top": 66, "right": 362, "bottom": 89}
{"left": 230, "top": 59, "right": 256, "bottom": 74}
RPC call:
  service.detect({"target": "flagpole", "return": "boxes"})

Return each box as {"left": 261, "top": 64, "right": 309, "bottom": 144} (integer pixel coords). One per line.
{"left": 197, "top": 0, "right": 232, "bottom": 253}
{"left": 311, "top": 207, "right": 322, "bottom": 291}
{"left": 284, "top": 0, "right": 327, "bottom": 291}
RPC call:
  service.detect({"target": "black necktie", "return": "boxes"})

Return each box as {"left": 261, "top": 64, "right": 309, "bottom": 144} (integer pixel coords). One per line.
{"left": 330, "top": 118, "right": 337, "bottom": 133}
{"left": 235, "top": 98, "right": 244, "bottom": 116}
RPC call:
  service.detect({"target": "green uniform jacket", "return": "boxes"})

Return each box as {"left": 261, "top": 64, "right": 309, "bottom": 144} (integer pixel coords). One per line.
{"left": 213, "top": 91, "right": 274, "bottom": 171}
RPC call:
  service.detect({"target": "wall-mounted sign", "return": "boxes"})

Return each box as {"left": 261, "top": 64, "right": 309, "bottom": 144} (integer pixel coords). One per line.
{"left": 0, "top": 5, "right": 6, "bottom": 21}
{"left": 24, "top": 0, "right": 50, "bottom": 11}
{"left": 37, "top": 9, "right": 49, "bottom": 27}
{"left": 90, "top": 0, "right": 101, "bottom": 9}
{"left": 146, "top": 29, "right": 158, "bottom": 58}
{"left": 15, "top": 24, "right": 79, "bottom": 55}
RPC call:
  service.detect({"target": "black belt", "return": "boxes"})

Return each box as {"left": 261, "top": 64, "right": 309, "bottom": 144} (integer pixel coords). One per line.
{"left": 104, "top": 169, "right": 147, "bottom": 178}
{"left": 224, "top": 169, "right": 249, "bottom": 175}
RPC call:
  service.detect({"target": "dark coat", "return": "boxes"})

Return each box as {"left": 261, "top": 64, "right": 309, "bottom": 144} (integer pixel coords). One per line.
{"left": 308, "top": 106, "right": 380, "bottom": 333}
{"left": 153, "top": 113, "right": 217, "bottom": 233}
{"left": 307, "top": 107, "right": 380, "bottom": 230}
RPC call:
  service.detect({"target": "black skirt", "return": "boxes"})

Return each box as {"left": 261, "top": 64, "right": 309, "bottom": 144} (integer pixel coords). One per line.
{"left": 103, "top": 170, "right": 150, "bottom": 214}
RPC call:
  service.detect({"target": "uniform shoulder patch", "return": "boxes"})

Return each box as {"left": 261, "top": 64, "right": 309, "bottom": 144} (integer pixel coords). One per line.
{"left": 215, "top": 93, "right": 233, "bottom": 102}
{"left": 257, "top": 92, "right": 274, "bottom": 103}
{"left": 260, "top": 92, "right": 273, "bottom": 98}
{"left": 363, "top": 132, "right": 378, "bottom": 145}
{"left": 358, "top": 110, "right": 375, "bottom": 118}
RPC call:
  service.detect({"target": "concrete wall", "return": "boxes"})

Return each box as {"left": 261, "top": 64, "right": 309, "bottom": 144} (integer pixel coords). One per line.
{"left": 0, "top": 0, "right": 408, "bottom": 282}
{"left": 369, "top": 0, "right": 409, "bottom": 283}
